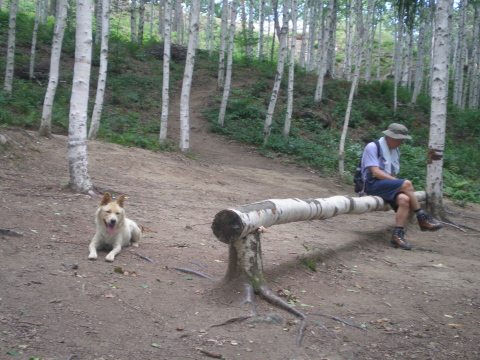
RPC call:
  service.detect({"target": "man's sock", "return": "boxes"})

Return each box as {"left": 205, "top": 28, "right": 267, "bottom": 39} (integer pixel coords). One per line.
{"left": 414, "top": 209, "right": 424, "bottom": 216}
{"left": 393, "top": 226, "right": 404, "bottom": 234}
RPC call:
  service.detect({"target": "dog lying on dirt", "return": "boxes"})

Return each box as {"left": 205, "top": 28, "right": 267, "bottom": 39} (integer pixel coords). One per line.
{"left": 88, "top": 192, "right": 141, "bottom": 262}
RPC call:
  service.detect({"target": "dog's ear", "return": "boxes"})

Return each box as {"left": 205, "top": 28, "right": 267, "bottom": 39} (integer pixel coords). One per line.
{"left": 100, "top": 192, "right": 111, "bottom": 206}
{"left": 116, "top": 194, "right": 125, "bottom": 208}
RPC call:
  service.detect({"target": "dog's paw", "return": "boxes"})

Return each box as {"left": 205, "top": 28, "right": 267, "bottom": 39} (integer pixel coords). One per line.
{"left": 132, "top": 243, "right": 139, "bottom": 247}
{"left": 105, "top": 255, "right": 115, "bottom": 262}
{"left": 88, "top": 253, "right": 98, "bottom": 260}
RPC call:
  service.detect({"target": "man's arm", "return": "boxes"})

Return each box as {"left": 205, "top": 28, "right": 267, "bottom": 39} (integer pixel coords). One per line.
{"left": 369, "top": 166, "right": 397, "bottom": 180}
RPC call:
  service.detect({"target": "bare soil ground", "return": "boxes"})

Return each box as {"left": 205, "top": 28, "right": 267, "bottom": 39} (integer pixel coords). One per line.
{"left": 1, "top": 74, "right": 480, "bottom": 360}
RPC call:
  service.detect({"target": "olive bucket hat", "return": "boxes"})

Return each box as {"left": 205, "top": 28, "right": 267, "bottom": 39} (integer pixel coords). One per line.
{"left": 382, "top": 123, "right": 412, "bottom": 140}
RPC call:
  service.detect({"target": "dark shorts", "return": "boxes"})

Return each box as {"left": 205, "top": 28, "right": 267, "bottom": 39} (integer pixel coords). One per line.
{"left": 365, "top": 178, "right": 405, "bottom": 211}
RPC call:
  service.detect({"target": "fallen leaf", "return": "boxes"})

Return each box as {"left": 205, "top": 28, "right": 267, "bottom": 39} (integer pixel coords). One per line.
{"left": 151, "top": 343, "right": 162, "bottom": 348}
{"left": 448, "top": 324, "right": 465, "bottom": 327}
{"left": 444, "top": 314, "right": 453, "bottom": 318}
{"left": 105, "top": 294, "right": 115, "bottom": 298}
{"left": 140, "top": 284, "right": 149, "bottom": 288}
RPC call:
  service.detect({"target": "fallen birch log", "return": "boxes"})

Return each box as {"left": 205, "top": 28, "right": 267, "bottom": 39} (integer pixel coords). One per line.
{"left": 212, "top": 191, "right": 426, "bottom": 245}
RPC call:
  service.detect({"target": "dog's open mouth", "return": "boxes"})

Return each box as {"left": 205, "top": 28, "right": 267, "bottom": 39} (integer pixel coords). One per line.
{"left": 104, "top": 221, "right": 116, "bottom": 234}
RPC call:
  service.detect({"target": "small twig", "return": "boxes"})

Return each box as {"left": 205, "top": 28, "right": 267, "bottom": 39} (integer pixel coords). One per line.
{"left": 309, "top": 312, "right": 366, "bottom": 331}
{"left": 197, "top": 348, "right": 225, "bottom": 359}
{"left": 311, "top": 319, "right": 337, "bottom": 338}
{"left": 169, "top": 266, "right": 217, "bottom": 281}
{"left": 209, "top": 315, "right": 252, "bottom": 328}
{"left": 0, "top": 228, "right": 23, "bottom": 237}
{"left": 128, "top": 250, "right": 156, "bottom": 263}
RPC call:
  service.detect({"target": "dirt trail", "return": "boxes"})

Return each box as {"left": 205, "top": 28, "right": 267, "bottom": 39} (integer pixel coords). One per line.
{"left": 1, "top": 75, "right": 480, "bottom": 359}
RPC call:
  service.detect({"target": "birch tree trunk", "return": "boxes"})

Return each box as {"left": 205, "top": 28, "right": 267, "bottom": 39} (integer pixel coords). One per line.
{"left": 257, "top": 0, "right": 265, "bottom": 60}
{"left": 159, "top": 0, "right": 172, "bottom": 144}
{"left": 138, "top": 0, "right": 145, "bottom": 44}
{"left": 263, "top": 0, "right": 290, "bottom": 145}
{"left": 206, "top": 0, "right": 215, "bottom": 55}
{"left": 217, "top": 0, "right": 229, "bottom": 90}
{"left": 212, "top": 193, "right": 427, "bottom": 245}
{"left": 393, "top": 1, "right": 404, "bottom": 112}
{"left": 284, "top": 0, "right": 297, "bottom": 137}
{"left": 326, "top": 1, "right": 337, "bottom": 78}
{"left": 218, "top": 0, "right": 237, "bottom": 126}
{"left": 306, "top": 1, "right": 317, "bottom": 72}
{"left": 338, "top": 0, "right": 372, "bottom": 179}
{"left": 130, "top": 0, "right": 137, "bottom": 42}
{"left": 411, "top": 9, "right": 429, "bottom": 105}
{"left": 342, "top": 0, "right": 354, "bottom": 81}
{"left": 88, "top": 0, "right": 111, "bottom": 140}
{"left": 247, "top": 0, "right": 254, "bottom": 58}
{"left": 213, "top": 192, "right": 426, "bottom": 287}
{"left": 94, "top": 0, "right": 102, "bottom": 45}
{"left": 3, "top": 0, "right": 19, "bottom": 94}
{"left": 376, "top": 19, "right": 382, "bottom": 80}
{"left": 314, "top": 0, "right": 334, "bottom": 102}
{"left": 468, "top": 5, "right": 480, "bottom": 109}
{"left": 38, "top": 0, "right": 67, "bottom": 138}
{"left": 179, "top": 0, "right": 200, "bottom": 152}
{"left": 29, "top": 0, "right": 42, "bottom": 80}
{"left": 68, "top": 0, "right": 94, "bottom": 193}
{"left": 426, "top": 0, "right": 452, "bottom": 218}
{"left": 452, "top": 0, "right": 467, "bottom": 107}
{"left": 298, "top": 1, "right": 308, "bottom": 68}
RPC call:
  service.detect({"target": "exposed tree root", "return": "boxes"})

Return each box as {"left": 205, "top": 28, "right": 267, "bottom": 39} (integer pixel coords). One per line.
{"left": 128, "top": 249, "right": 156, "bottom": 263}
{"left": 441, "top": 217, "right": 480, "bottom": 233}
{"left": 240, "top": 283, "right": 258, "bottom": 315}
{"left": 309, "top": 312, "right": 367, "bottom": 331}
{"left": 209, "top": 315, "right": 253, "bottom": 328}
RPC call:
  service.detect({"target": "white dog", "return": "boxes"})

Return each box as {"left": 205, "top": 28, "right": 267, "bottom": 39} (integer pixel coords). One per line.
{"left": 88, "top": 192, "right": 141, "bottom": 262}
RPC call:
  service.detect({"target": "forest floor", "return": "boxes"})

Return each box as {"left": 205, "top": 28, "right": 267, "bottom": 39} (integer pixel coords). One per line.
{"left": 1, "top": 71, "right": 480, "bottom": 360}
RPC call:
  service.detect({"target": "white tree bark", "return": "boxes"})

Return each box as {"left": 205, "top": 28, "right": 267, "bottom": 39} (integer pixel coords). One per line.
{"left": 393, "top": 1, "right": 404, "bottom": 112}
{"left": 314, "top": 0, "right": 334, "bottom": 102}
{"left": 206, "top": 0, "right": 215, "bottom": 55}
{"left": 29, "top": 0, "right": 42, "bottom": 80}
{"left": 411, "top": 9, "right": 430, "bottom": 105}
{"left": 39, "top": 0, "right": 67, "bottom": 138}
{"left": 306, "top": 2, "right": 317, "bottom": 72}
{"left": 217, "top": 0, "right": 229, "bottom": 90}
{"left": 468, "top": 5, "right": 480, "bottom": 109}
{"left": 452, "top": 0, "right": 467, "bottom": 108}
{"left": 88, "top": 0, "right": 111, "bottom": 140}
{"left": 212, "top": 192, "right": 427, "bottom": 244}
{"left": 257, "top": 0, "right": 265, "bottom": 60}
{"left": 159, "top": 0, "right": 172, "bottom": 144}
{"left": 218, "top": 0, "right": 237, "bottom": 126}
{"left": 3, "top": 0, "right": 19, "bottom": 94}
{"left": 138, "top": 0, "right": 145, "bottom": 43}
{"left": 426, "top": 0, "right": 453, "bottom": 218}
{"left": 130, "top": 0, "right": 137, "bottom": 42}
{"left": 342, "top": 0, "right": 354, "bottom": 80}
{"left": 68, "top": 0, "right": 94, "bottom": 193}
{"left": 298, "top": 2, "right": 308, "bottom": 68}
{"left": 263, "top": 0, "right": 289, "bottom": 145}
{"left": 284, "top": 0, "right": 297, "bottom": 137}
{"left": 247, "top": 0, "right": 254, "bottom": 58}
{"left": 179, "top": 0, "right": 200, "bottom": 152}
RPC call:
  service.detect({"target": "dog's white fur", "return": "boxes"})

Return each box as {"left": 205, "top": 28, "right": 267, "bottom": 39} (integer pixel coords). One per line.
{"left": 88, "top": 192, "right": 141, "bottom": 262}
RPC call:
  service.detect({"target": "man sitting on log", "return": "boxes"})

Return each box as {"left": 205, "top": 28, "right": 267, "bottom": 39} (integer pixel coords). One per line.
{"left": 361, "top": 123, "right": 444, "bottom": 250}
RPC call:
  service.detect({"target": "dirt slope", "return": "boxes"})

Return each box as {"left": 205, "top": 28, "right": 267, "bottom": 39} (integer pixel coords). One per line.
{"left": 1, "top": 75, "right": 480, "bottom": 360}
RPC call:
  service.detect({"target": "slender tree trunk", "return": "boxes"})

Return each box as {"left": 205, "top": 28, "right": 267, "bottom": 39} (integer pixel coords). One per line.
{"left": 159, "top": 0, "right": 172, "bottom": 144}
{"left": 376, "top": 19, "right": 382, "bottom": 80}
{"left": 263, "top": 0, "right": 290, "bottom": 146}
{"left": 411, "top": 8, "right": 429, "bottom": 105}
{"left": 247, "top": 0, "right": 254, "bottom": 58}
{"left": 29, "top": 0, "right": 42, "bottom": 80}
{"left": 217, "top": 0, "right": 228, "bottom": 90}
{"left": 258, "top": 0, "right": 265, "bottom": 60}
{"left": 468, "top": 5, "right": 479, "bottom": 109}
{"left": 218, "top": 0, "right": 237, "bottom": 126}
{"left": 393, "top": 2, "right": 404, "bottom": 112}
{"left": 326, "top": 0, "right": 337, "bottom": 78}
{"left": 452, "top": 0, "right": 467, "bottom": 107}
{"left": 179, "top": 0, "right": 200, "bottom": 152}
{"left": 3, "top": 0, "right": 19, "bottom": 94}
{"left": 426, "top": 0, "right": 453, "bottom": 218}
{"left": 138, "top": 0, "right": 145, "bottom": 43}
{"left": 68, "top": 0, "right": 94, "bottom": 193}
{"left": 88, "top": 0, "right": 111, "bottom": 140}
{"left": 298, "top": 2, "right": 308, "bottom": 68}
{"left": 306, "top": 0, "right": 317, "bottom": 72}
{"left": 94, "top": 0, "right": 102, "bottom": 44}
{"left": 130, "top": 0, "right": 137, "bottom": 42}
{"left": 206, "top": 0, "right": 215, "bottom": 55}
{"left": 284, "top": 0, "right": 297, "bottom": 137}
{"left": 339, "top": 0, "right": 372, "bottom": 180}
{"left": 38, "top": 0, "right": 67, "bottom": 137}
{"left": 314, "top": 0, "right": 334, "bottom": 102}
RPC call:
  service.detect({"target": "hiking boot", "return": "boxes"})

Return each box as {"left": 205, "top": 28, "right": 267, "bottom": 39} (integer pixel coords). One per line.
{"left": 391, "top": 229, "right": 411, "bottom": 250}
{"left": 417, "top": 213, "right": 444, "bottom": 232}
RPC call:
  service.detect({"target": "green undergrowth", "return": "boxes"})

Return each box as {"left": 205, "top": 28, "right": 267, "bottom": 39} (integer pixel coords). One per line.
{"left": 1, "top": 9, "right": 479, "bottom": 205}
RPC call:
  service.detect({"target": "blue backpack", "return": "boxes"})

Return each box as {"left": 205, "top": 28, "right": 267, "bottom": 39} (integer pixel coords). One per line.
{"left": 353, "top": 140, "right": 380, "bottom": 196}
